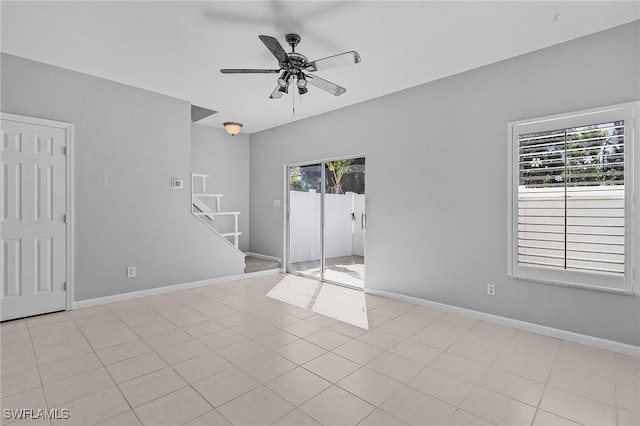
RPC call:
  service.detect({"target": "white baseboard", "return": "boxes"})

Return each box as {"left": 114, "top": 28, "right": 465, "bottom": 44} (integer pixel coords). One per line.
{"left": 72, "top": 269, "right": 282, "bottom": 310}
{"left": 244, "top": 252, "right": 282, "bottom": 263}
{"left": 366, "top": 288, "right": 640, "bottom": 357}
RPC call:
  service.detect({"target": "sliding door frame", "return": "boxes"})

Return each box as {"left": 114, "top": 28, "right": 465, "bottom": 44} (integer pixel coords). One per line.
{"left": 284, "top": 154, "right": 366, "bottom": 291}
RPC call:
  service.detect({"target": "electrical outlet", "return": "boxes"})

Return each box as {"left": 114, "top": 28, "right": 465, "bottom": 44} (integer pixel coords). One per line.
{"left": 127, "top": 266, "right": 136, "bottom": 278}
{"left": 487, "top": 284, "right": 496, "bottom": 296}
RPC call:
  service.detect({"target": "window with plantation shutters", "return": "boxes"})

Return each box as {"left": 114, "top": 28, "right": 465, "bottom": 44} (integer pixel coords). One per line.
{"left": 508, "top": 103, "right": 638, "bottom": 294}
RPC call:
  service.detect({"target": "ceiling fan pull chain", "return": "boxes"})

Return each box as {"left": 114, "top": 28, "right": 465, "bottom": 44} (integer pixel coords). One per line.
{"left": 292, "top": 86, "right": 296, "bottom": 116}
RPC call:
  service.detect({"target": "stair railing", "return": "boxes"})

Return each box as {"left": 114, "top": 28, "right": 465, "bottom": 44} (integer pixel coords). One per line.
{"left": 191, "top": 173, "right": 242, "bottom": 251}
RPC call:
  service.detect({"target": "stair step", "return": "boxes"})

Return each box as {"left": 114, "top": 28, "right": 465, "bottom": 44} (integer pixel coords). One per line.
{"left": 194, "top": 211, "right": 241, "bottom": 216}
{"left": 193, "top": 193, "right": 223, "bottom": 198}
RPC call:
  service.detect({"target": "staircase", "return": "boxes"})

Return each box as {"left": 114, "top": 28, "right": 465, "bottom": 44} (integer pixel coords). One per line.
{"left": 191, "top": 173, "right": 242, "bottom": 249}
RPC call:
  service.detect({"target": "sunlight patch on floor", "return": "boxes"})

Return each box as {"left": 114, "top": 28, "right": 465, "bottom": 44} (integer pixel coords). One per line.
{"left": 290, "top": 256, "right": 365, "bottom": 289}
{"left": 266, "top": 274, "right": 369, "bottom": 329}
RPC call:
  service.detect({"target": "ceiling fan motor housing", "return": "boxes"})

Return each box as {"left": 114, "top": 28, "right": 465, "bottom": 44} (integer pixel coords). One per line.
{"left": 281, "top": 34, "right": 306, "bottom": 72}
{"left": 285, "top": 33, "right": 301, "bottom": 49}
{"left": 287, "top": 53, "right": 309, "bottom": 71}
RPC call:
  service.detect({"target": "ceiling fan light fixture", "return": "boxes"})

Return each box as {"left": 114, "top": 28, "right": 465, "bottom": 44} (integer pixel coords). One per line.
{"left": 278, "top": 85, "right": 289, "bottom": 94}
{"left": 298, "top": 86, "right": 308, "bottom": 95}
{"left": 278, "top": 71, "right": 291, "bottom": 87}
{"left": 297, "top": 74, "right": 307, "bottom": 88}
{"left": 223, "top": 122, "right": 243, "bottom": 136}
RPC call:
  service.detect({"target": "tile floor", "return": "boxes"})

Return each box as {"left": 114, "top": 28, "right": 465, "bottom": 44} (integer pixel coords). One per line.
{"left": 266, "top": 275, "right": 368, "bottom": 329}
{"left": 0, "top": 273, "right": 638, "bottom": 426}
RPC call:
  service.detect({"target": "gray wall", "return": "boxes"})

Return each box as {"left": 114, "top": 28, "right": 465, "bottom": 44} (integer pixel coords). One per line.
{"left": 249, "top": 22, "right": 640, "bottom": 345}
{"left": 1, "top": 53, "right": 245, "bottom": 301}
{"left": 191, "top": 123, "right": 250, "bottom": 252}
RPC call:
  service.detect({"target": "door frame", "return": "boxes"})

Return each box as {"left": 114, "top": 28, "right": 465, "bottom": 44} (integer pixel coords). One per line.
{"left": 284, "top": 154, "right": 366, "bottom": 290}
{"left": 1, "top": 112, "right": 74, "bottom": 313}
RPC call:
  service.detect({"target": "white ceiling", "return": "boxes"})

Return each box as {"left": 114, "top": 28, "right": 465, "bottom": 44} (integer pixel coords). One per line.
{"left": 1, "top": 1, "right": 638, "bottom": 134}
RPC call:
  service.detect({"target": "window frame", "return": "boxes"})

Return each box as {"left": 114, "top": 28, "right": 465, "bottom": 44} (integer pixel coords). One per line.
{"left": 508, "top": 102, "right": 639, "bottom": 295}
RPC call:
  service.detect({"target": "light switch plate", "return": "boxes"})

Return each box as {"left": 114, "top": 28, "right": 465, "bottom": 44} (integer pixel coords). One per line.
{"left": 127, "top": 266, "right": 136, "bottom": 278}
{"left": 273, "top": 199, "right": 281, "bottom": 207}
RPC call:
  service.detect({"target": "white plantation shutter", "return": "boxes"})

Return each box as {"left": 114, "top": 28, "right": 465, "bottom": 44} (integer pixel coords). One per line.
{"left": 518, "top": 122, "right": 625, "bottom": 275}
{"left": 509, "top": 103, "right": 638, "bottom": 293}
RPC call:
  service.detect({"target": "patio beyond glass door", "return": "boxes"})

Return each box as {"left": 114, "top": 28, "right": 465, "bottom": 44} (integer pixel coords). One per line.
{"left": 288, "top": 163, "right": 323, "bottom": 279}
{"left": 287, "top": 157, "right": 365, "bottom": 289}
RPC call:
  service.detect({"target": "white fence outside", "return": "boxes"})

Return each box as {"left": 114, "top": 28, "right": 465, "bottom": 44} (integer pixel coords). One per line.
{"left": 289, "top": 190, "right": 365, "bottom": 263}
{"left": 517, "top": 185, "right": 625, "bottom": 275}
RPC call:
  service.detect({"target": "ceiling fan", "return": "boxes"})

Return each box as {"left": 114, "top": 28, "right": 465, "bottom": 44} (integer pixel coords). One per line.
{"left": 221, "top": 33, "right": 361, "bottom": 99}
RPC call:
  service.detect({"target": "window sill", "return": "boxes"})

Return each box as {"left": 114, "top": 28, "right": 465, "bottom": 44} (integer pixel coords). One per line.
{"left": 508, "top": 274, "right": 638, "bottom": 296}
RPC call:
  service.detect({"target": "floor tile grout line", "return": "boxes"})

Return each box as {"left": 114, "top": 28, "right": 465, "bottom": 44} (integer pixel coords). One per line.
{"left": 302, "top": 383, "right": 378, "bottom": 426}
{"left": 266, "top": 405, "right": 303, "bottom": 426}
{"left": 358, "top": 406, "right": 407, "bottom": 426}
{"left": 334, "top": 365, "right": 403, "bottom": 406}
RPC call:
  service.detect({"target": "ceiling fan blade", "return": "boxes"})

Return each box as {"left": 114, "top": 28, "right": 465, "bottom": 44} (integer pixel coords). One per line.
{"left": 306, "top": 51, "right": 361, "bottom": 72}
{"left": 220, "top": 69, "right": 280, "bottom": 74}
{"left": 259, "top": 35, "right": 290, "bottom": 65}
{"left": 306, "top": 74, "right": 346, "bottom": 96}
{"left": 269, "top": 85, "right": 286, "bottom": 99}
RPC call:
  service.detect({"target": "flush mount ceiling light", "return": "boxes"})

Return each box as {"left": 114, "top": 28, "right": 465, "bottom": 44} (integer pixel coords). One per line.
{"left": 223, "top": 122, "right": 243, "bottom": 136}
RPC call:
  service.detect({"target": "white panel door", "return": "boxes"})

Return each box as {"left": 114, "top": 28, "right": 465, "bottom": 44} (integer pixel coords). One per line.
{"left": 1, "top": 117, "right": 68, "bottom": 320}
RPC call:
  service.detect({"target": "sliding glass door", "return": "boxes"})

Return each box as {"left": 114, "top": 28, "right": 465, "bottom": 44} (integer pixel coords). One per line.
{"left": 288, "top": 163, "right": 323, "bottom": 279}
{"left": 287, "top": 157, "right": 365, "bottom": 289}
